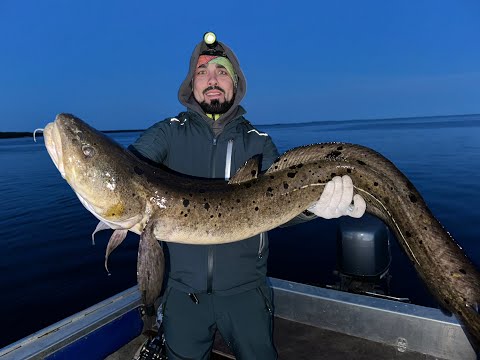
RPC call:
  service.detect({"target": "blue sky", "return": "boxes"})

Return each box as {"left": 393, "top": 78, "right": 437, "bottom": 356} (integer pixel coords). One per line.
{"left": 1, "top": 0, "right": 479, "bottom": 131}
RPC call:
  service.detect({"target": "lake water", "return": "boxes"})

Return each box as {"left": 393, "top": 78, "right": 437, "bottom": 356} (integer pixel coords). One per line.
{"left": 1, "top": 114, "right": 479, "bottom": 347}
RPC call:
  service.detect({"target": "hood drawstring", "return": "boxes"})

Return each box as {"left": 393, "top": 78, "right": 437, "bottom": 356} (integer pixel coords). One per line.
{"left": 206, "top": 113, "right": 222, "bottom": 121}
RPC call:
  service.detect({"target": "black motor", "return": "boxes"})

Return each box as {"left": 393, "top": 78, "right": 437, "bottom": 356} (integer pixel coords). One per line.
{"left": 333, "top": 213, "right": 392, "bottom": 296}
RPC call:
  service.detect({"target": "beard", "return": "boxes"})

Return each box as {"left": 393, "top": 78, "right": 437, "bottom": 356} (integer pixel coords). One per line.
{"left": 199, "top": 97, "right": 235, "bottom": 114}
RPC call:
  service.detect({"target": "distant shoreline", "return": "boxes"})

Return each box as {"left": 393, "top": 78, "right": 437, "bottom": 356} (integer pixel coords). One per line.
{"left": 2, "top": 113, "right": 479, "bottom": 139}
{"left": 0, "top": 129, "right": 144, "bottom": 139}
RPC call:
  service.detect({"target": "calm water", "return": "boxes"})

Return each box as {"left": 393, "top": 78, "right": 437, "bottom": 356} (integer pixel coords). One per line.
{"left": 1, "top": 114, "right": 479, "bottom": 347}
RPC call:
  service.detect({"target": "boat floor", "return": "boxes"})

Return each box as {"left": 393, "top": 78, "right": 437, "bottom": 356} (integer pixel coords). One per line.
{"left": 107, "top": 316, "right": 442, "bottom": 360}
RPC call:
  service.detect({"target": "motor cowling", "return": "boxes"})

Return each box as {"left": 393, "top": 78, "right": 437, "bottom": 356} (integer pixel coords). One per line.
{"left": 332, "top": 214, "right": 392, "bottom": 296}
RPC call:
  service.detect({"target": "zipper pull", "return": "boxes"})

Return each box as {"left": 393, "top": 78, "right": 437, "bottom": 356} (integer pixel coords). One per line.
{"left": 188, "top": 293, "right": 199, "bottom": 304}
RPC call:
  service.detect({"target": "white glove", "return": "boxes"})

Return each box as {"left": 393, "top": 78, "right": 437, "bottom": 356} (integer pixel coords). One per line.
{"left": 308, "top": 175, "right": 366, "bottom": 219}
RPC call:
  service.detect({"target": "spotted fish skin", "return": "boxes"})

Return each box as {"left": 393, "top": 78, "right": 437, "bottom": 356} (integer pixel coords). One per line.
{"left": 266, "top": 143, "right": 480, "bottom": 350}
{"left": 43, "top": 114, "right": 480, "bottom": 346}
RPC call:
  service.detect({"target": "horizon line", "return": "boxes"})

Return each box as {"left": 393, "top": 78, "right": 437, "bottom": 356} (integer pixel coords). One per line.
{"left": 1, "top": 112, "right": 479, "bottom": 138}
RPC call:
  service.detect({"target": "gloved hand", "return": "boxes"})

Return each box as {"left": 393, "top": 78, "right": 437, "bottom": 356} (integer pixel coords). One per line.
{"left": 308, "top": 175, "right": 366, "bottom": 219}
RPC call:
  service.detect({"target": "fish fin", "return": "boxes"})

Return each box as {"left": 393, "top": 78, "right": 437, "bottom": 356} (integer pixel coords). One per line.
{"left": 137, "top": 222, "right": 164, "bottom": 317}
{"left": 265, "top": 146, "right": 317, "bottom": 174}
{"left": 104, "top": 229, "right": 128, "bottom": 274}
{"left": 228, "top": 155, "right": 262, "bottom": 184}
{"left": 91, "top": 221, "right": 112, "bottom": 245}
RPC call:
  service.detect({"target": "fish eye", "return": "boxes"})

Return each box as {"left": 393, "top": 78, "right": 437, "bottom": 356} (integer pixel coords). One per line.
{"left": 82, "top": 145, "right": 95, "bottom": 157}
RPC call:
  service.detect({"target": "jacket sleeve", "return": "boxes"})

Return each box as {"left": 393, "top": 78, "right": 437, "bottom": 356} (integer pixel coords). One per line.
{"left": 128, "top": 120, "right": 170, "bottom": 165}
{"left": 261, "top": 135, "right": 280, "bottom": 171}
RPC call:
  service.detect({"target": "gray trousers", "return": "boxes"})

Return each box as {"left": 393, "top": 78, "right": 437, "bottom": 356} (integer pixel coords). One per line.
{"left": 162, "top": 285, "right": 278, "bottom": 360}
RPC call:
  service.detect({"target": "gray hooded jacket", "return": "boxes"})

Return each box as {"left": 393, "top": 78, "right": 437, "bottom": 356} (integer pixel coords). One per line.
{"left": 129, "top": 39, "right": 280, "bottom": 295}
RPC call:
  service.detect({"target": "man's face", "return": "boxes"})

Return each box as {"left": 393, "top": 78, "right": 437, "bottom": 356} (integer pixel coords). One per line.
{"left": 193, "top": 62, "right": 234, "bottom": 108}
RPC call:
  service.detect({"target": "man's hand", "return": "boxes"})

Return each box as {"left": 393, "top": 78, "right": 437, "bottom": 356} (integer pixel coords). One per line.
{"left": 308, "top": 175, "right": 366, "bottom": 219}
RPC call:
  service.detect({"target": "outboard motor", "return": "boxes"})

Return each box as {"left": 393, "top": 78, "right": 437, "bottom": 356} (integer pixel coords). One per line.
{"left": 332, "top": 214, "right": 392, "bottom": 297}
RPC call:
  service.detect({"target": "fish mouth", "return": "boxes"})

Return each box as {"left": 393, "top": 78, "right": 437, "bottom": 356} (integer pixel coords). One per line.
{"left": 44, "top": 121, "right": 65, "bottom": 179}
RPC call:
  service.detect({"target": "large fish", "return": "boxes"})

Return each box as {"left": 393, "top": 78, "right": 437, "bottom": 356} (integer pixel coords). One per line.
{"left": 42, "top": 113, "right": 480, "bottom": 347}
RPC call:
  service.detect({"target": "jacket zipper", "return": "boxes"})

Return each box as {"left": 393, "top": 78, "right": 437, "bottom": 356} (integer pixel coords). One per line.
{"left": 224, "top": 139, "right": 234, "bottom": 180}
{"left": 258, "top": 232, "right": 266, "bottom": 258}
{"left": 207, "top": 137, "right": 235, "bottom": 294}
{"left": 207, "top": 136, "right": 218, "bottom": 294}
{"left": 207, "top": 246, "right": 213, "bottom": 294}
{"left": 210, "top": 137, "right": 218, "bottom": 177}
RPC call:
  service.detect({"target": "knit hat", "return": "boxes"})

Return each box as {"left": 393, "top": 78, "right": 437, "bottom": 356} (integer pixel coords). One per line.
{"left": 196, "top": 55, "right": 238, "bottom": 87}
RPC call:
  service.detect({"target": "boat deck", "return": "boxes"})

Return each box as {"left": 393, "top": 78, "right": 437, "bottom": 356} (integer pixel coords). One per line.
{"left": 109, "top": 316, "right": 440, "bottom": 359}
{"left": 2, "top": 279, "right": 474, "bottom": 360}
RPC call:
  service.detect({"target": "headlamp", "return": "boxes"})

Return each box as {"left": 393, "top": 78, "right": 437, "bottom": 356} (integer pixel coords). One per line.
{"left": 201, "top": 31, "right": 226, "bottom": 57}
{"left": 203, "top": 32, "right": 217, "bottom": 47}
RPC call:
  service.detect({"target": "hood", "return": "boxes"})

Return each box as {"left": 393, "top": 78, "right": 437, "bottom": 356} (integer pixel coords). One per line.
{"left": 178, "top": 39, "right": 247, "bottom": 129}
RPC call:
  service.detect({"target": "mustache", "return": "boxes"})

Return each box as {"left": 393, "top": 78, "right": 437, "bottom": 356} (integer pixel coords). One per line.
{"left": 203, "top": 86, "right": 225, "bottom": 95}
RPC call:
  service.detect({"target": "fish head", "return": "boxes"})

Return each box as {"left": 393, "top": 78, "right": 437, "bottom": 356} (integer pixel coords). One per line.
{"left": 44, "top": 113, "right": 145, "bottom": 229}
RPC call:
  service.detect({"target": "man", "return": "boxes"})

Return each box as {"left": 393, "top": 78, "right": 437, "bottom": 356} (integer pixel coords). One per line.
{"left": 129, "top": 33, "right": 365, "bottom": 360}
